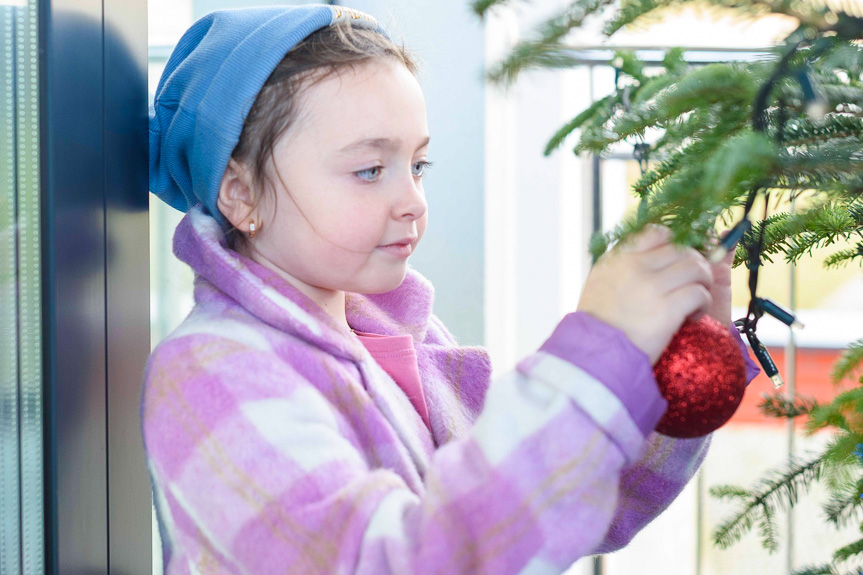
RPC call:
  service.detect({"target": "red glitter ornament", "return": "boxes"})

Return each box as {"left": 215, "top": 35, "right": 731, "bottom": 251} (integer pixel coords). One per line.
{"left": 653, "top": 315, "right": 747, "bottom": 438}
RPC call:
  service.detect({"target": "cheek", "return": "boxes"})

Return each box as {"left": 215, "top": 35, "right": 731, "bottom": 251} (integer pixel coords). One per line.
{"left": 317, "top": 210, "right": 384, "bottom": 252}
{"left": 316, "top": 199, "right": 387, "bottom": 249}
{"left": 274, "top": 187, "right": 378, "bottom": 252}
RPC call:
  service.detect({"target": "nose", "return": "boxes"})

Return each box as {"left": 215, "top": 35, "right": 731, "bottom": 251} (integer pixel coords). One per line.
{"left": 394, "top": 173, "right": 427, "bottom": 222}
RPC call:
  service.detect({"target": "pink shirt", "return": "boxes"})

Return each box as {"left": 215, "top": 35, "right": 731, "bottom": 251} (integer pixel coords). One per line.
{"left": 353, "top": 330, "right": 431, "bottom": 430}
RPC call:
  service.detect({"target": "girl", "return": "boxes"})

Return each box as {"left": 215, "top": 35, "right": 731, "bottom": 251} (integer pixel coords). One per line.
{"left": 145, "top": 5, "right": 759, "bottom": 573}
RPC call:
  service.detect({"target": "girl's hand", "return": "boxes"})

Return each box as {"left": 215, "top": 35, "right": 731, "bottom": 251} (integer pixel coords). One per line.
{"left": 577, "top": 225, "right": 715, "bottom": 364}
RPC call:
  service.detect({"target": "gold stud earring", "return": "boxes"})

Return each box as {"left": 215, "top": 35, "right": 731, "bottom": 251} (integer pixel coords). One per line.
{"left": 249, "top": 219, "right": 257, "bottom": 239}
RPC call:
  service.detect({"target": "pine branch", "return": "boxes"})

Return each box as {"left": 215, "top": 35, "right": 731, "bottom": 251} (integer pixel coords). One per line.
{"left": 823, "top": 245, "right": 863, "bottom": 268}
{"left": 780, "top": 202, "right": 862, "bottom": 264}
{"left": 772, "top": 171, "right": 862, "bottom": 191}
{"left": 661, "top": 47, "right": 688, "bottom": 76}
{"left": 603, "top": 0, "right": 679, "bottom": 36}
{"left": 758, "top": 391, "right": 819, "bottom": 419}
{"left": 821, "top": 84, "right": 863, "bottom": 108}
{"left": 632, "top": 144, "right": 699, "bottom": 197}
{"left": 611, "top": 49, "right": 648, "bottom": 82}
{"left": 791, "top": 565, "right": 863, "bottom": 575}
{"left": 603, "top": 0, "right": 846, "bottom": 40}
{"left": 602, "top": 0, "right": 812, "bottom": 38}
{"left": 711, "top": 485, "right": 751, "bottom": 499}
{"left": 575, "top": 116, "right": 622, "bottom": 155}
{"left": 642, "top": 64, "right": 755, "bottom": 125}
{"left": 470, "top": 0, "right": 515, "bottom": 17}
{"left": 638, "top": 163, "right": 726, "bottom": 246}
{"left": 834, "top": 537, "right": 863, "bottom": 563}
{"left": 630, "top": 65, "right": 687, "bottom": 106}
{"left": 819, "top": 176, "right": 863, "bottom": 197}
{"left": 654, "top": 107, "right": 717, "bottom": 149}
{"left": 545, "top": 96, "right": 615, "bottom": 156}
{"left": 781, "top": 152, "right": 863, "bottom": 192}
{"left": 821, "top": 432, "right": 863, "bottom": 469}
{"left": 725, "top": 181, "right": 862, "bottom": 270}
{"left": 817, "top": 43, "right": 863, "bottom": 79}
{"left": 807, "top": 387, "right": 863, "bottom": 437}
{"left": 823, "top": 455, "right": 860, "bottom": 494}
{"left": 734, "top": 211, "right": 807, "bottom": 267}
{"left": 782, "top": 114, "right": 863, "bottom": 147}
{"left": 637, "top": 132, "right": 762, "bottom": 216}
{"left": 485, "top": 0, "right": 617, "bottom": 85}
{"left": 574, "top": 64, "right": 756, "bottom": 154}
{"left": 824, "top": 478, "right": 863, "bottom": 528}
{"left": 636, "top": 110, "right": 749, "bottom": 196}
{"left": 808, "top": 399, "right": 854, "bottom": 433}
{"left": 757, "top": 498, "right": 780, "bottom": 552}
{"left": 704, "top": 131, "right": 779, "bottom": 198}
{"left": 850, "top": 200, "right": 863, "bottom": 223}
{"left": 774, "top": 82, "right": 863, "bottom": 114}
{"left": 832, "top": 339, "right": 863, "bottom": 384}
{"left": 790, "top": 566, "right": 834, "bottom": 575}
{"left": 711, "top": 453, "right": 825, "bottom": 551}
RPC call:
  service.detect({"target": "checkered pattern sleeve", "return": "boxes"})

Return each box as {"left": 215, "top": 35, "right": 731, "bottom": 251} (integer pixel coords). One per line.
{"left": 143, "top": 325, "right": 694, "bottom": 574}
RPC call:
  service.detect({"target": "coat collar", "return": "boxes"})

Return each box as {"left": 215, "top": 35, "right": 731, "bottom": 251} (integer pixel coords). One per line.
{"left": 174, "top": 208, "right": 447, "bottom": 477}
{"left": 173, "top": 207, "right": 438, "bottom": 360}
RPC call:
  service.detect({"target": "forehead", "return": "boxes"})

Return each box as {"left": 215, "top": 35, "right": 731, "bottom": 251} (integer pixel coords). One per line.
{"left": 288, "top": 60, "right": 428, "bottom": 148}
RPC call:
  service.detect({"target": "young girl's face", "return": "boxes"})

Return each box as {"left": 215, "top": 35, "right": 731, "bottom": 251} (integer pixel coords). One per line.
{"left": 248, "top": 59, "right": 430, "bottom": 301}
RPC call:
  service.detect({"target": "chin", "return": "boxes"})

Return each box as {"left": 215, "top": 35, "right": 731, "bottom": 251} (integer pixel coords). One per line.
{"left": 359, "top": 270, "right": 408, "bottom": 295}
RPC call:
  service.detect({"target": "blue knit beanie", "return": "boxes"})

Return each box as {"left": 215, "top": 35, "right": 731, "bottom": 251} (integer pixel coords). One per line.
{"left": 149, "top": 5, "right": 383, "bottom": 228}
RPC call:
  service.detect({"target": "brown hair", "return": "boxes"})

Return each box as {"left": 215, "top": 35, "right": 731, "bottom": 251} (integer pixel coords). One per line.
{"left": 227, "top": 21, "right": 418, "bottom": 245}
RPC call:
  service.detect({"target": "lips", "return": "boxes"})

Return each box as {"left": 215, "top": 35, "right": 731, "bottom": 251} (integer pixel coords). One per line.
{"left": 378, "top": 236, "right": 417, "bottom": 258}
{"left": 381, "top": 236, "right": 418, "bottom": 248}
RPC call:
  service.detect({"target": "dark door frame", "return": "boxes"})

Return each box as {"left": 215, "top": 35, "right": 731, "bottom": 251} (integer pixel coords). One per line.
{"left": 41, "top": 0, "right": 151, "bottom": 571}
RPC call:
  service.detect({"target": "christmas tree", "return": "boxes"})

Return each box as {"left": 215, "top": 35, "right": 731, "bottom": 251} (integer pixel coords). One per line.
{"left": 473, "top": 0, "right": 863, "bottom": 572}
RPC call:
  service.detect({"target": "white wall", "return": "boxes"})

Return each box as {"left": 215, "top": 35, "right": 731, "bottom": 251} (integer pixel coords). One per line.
{"left": 483, "top": 2, "right": 596, "bottom": 373}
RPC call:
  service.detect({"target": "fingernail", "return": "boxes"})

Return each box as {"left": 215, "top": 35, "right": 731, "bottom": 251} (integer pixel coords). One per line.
{"left": 707, "top": 246, "right": 728, "bottom": 263}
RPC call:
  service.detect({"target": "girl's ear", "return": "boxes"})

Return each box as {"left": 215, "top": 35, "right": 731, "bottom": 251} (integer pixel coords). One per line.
{"left": 217, "top": 158, "right": 256, "bottom": 232}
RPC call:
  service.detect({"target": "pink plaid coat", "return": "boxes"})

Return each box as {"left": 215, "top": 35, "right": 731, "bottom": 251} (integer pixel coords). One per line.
{"left": 142, "top": 207, "right": 753, "bottom": 574}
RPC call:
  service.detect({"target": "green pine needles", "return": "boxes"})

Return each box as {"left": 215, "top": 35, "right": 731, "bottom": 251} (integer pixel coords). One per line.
{"left": 711, "top": 454, "right": 825, "bottom": 553}
{"left": 474, "top": 0, "right": 863, "bottom": 570}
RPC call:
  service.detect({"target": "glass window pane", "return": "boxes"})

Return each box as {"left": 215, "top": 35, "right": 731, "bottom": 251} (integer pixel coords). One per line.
{"left": 1, "top": 1, "right": 44, "bottom": 571}
{"left": 0, "top": 6, "right": 22, "bottom": 570}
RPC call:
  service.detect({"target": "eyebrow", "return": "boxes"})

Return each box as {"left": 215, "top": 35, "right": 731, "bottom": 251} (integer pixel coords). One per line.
{"left": 337, "top": 136, "right": 431, "bottom": 155}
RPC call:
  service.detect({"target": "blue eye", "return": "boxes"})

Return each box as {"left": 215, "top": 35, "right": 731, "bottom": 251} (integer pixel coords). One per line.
{"left": 356, "top": 166, "right": 382, "bottom": 182}
{"left": 412, "top": 161, "right": 432, "bottom": 177}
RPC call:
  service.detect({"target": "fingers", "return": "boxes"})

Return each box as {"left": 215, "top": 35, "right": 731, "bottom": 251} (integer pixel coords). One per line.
{"left": 713, "top": 247, "right": 735, "bottom": 267}
{"left": 618, "top": 224, "right": 672, "bottom": 254}
{"left": 640, "top": 243, "right": 680, "bottom": 270}
{"left": 649, "top": 245, "right": 715, "bottom": 326}
{"left": 711, "top": 230, "right": 738, "bottom": 260}
{"left": 706, "top": 230, "right": 736, "bottom": 286}
{"left": 670, "top": 284, "right": 713, "bottom": 324}
{"left": 642, "top": 243, "right": 705, "bottom": 271}
{"left": 655, "top": 252, "right": 714, "bottom": 294}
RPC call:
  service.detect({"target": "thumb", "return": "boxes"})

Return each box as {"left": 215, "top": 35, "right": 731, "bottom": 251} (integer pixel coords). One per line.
{"left": 706, "top": 229, "right": 737, "bottom": 266}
